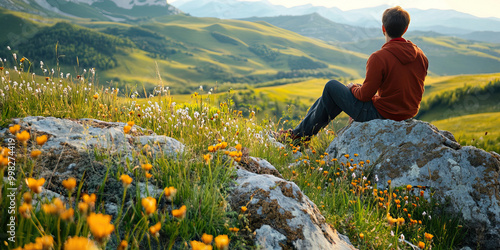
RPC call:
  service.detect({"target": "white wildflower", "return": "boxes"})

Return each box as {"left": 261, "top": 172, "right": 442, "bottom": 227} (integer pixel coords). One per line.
{"left": 7, "top": 46, "right": 11, "bottom": 50}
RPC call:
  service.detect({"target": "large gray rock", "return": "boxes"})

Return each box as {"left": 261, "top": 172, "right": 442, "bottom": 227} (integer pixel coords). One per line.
{"left": 230, "top": 157, "right": 355, "bottom": 250}
{"left": 19, "top": 116, "right": 185, "bottom": 157}
{"left": 326, "top": 119, "right": 500, "bottom": 249}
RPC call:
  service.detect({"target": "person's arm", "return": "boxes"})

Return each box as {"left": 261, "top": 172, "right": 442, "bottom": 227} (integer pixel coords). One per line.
{"left": 350, "top": 54, "right": 385, "bottom": 101}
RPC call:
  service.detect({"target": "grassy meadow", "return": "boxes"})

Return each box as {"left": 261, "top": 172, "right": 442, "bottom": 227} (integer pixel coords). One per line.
{"left": 0, "top": 52, "right": 470, "bottom": 249}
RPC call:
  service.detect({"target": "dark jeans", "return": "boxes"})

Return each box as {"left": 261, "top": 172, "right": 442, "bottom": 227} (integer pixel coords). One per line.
{"left": 293, "top": 80, "right": 383, "bottom": 137}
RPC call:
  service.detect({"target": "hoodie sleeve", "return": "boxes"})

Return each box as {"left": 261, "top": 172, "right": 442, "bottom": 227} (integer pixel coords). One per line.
{"left": 351, "top": 53, "right": 384, "bottom": 102}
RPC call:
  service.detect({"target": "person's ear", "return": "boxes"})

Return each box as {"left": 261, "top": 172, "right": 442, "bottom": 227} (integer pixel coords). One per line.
{"left": 382, "top": 25, "right": 386, "bottom": 35}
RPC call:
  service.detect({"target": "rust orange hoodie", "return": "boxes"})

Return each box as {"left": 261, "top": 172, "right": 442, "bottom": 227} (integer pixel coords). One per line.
{"left": 351, "top": 38, "right": 428, "bottom": 121}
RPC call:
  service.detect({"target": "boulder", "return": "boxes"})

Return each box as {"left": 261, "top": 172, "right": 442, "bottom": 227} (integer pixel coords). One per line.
{"left": 230, "top": 157, "right": 355, "bottom": 250}
{"left": 19, "top": 116, "right": 185, "bottom": 157}
{"left": 326, "top": 119, "right": 500, "bottom": 249}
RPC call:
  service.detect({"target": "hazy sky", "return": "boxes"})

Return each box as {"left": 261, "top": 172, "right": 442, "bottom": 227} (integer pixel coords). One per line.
{"left": 170, "top": 0, "right": 500, "bottom": 18}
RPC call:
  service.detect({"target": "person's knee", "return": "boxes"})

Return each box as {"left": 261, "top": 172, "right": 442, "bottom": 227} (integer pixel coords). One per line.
{"left": 325, "top": 79, "right": 343, "bottom": 90}
{"left": 324, "top": 79, "right": 345, "bottom": 94}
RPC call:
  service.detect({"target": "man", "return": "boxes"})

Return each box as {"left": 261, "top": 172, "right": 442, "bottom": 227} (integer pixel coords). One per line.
{"left": 278, "top": 6, "right": 428, "bottom": 144}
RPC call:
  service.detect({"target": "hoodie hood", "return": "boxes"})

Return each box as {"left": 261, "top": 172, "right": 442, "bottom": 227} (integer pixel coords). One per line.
{"left": 382, "top": 40, "right": 419, "bottom": 65}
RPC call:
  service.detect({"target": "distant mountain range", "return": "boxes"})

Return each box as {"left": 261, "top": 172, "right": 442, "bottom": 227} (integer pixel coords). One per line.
{"left": 242, "top": 13, "right": 500, "bottom": 44}
{"left": 173, "top": 0, "right": 500, "bottom": 35}
{"left": 0, "top": 0, "right": 182, "bottom": 21}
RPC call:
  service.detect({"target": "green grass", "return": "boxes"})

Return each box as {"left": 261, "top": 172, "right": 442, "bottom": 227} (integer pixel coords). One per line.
{"left": 431, "top": 112, "right": 500, "bottom": 153}
{"left": 341, "top": 36, "right": 500, "bottom": 76}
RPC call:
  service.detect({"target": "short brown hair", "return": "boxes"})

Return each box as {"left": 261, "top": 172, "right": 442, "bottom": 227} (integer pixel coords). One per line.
{"left": 382, "top": 6, "right": 410, "bottom": 38}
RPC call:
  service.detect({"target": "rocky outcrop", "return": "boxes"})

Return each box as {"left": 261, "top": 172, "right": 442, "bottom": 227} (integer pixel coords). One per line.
{"left": 231, "top": 158, "right": 355, "bottom": 250}
{"left": 326, "top": 119, "right": 500, "bottom": 249}
{"left": 20, "top": 116, "right": 184, "bottom": 157}
{"left": 2, "top": 116, "right": 353, "bottom": 249}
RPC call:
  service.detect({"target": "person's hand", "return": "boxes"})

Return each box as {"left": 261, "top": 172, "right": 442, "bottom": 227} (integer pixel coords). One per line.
{"left": 346, "top": 83, "right": 358, "bottom": 89}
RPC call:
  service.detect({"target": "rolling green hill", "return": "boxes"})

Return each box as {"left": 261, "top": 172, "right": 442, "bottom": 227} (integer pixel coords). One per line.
{"left": 416, "top": 73, "right": 500, "bottom": 121}
{"left": 241, "top": 13, "right": 381, "bottom": 43}
{"left": 0, "top": 0, "right": 181, "bottom": 22}
{"left": 432, "top": 112, "right": 500, "bottom": 153}
{"left": 340, "top": 36, "right": 500, "bottom": 76}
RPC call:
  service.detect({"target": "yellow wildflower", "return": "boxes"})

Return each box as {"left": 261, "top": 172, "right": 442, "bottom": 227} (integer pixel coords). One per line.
{"left": 9, "top": 124, "right": 21, "bottom": 135}
{"left": 78, "top": 202, "right": 89, "bottom": 215}
{"left": 117, "top": 240, "right": 128, "bottom": 250}
{"left": 229, "top": 227, "right": 239, "bottom": 232}
{"left": 235, "top": 144, "right": 242, "bottom": 151}
{"left": 53, "top": 198, "right": 65, "bottom": 213}
{"left": 120, "top": 175, "right": 133, "bottom": 188}
{"left": 424, "top": 233, "right": 434, "bottom": 241}
{"left": 145, "top": 172, "right": 153, "bottom": 179}
{"left": 62, "top": 177, "right": 77, "bottom": 192}
{"left": 64, "top": 237, "right": 98, "bottom": 250}
{"left": 191, "top": 240, "right": 213, "bottom": 250}
{"left": 60, "top": 208, "right": 74, "bottom": 221}
{"left": 141, "top": 197, "right": 157, "bottom": 215}
{"left": 35, "top": 235, "right": 54, "bottom": 249}
{"left": 418, "top": 241, "right": 425, "bottom": 249}
{"left": 30, "top": 149, "right": 42, "bottom": 158}
{"left": 127, "top": 121, "right": 135, "bottom": 126}
{"left": 82, "top": 193, "right": 97, "bottom": 209}
{"left": 203, "top": 154, "right": 211, "bottom": 163}
{"left": 26, "top": 177, "right": 45, "bottom": 194}
{"left": 123, "top": 125, "right": 131, "bottom": 134}
{"left": 397, "top": 217, "right": 405, "bottom": 226}
{"left": 359, "top": 233, "right": 364, "bottom": 239}
{"left": 215, "top": 235, "right": 230, "bottom": 250}
{"left": 36, "top": 135, "right": 48, "bottom": 146}
{"left": 406, "top": 184, "right": 412, "bottom": 191}
{"left": 240, "top": 206, "right": 247, "bottom": 212}
{"left": 172, "top": 205, "right": 187, "bottom": 219}
{"left": 22, "top": 242, "right": 43, "bottom": 250}
{"left": 141, "top": 163, "right": 153, "bottom": 171}
{"left": 93, "top": 94, "right": 99, "bottom": 99}
{"left": 87, "top": 213, "right": 115, "bottom": 242}
{"left": 23, "top": 192, "right": 32, "bottom": 204}
{"left": 164, "top": 186, "right": 177, "bottom": 201}
{"left": 201, "top": 233, "right": 213, "bottom": 244}
{"left": 149, "top": 222, "right": 161, "bottom": 237}
{"left": 16, "top": 130, "right": 30, "bottom": 143}
{"left": 42, "top": 204, "right": 58, "bottom": 215}
{"left": 19, "top": 203, "right": 32, "bottom": 218}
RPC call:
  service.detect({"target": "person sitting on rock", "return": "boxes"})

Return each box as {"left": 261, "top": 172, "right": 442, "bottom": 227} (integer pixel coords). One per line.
{"left": 276, "top": 6, "right": 428, "bottom": 145}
